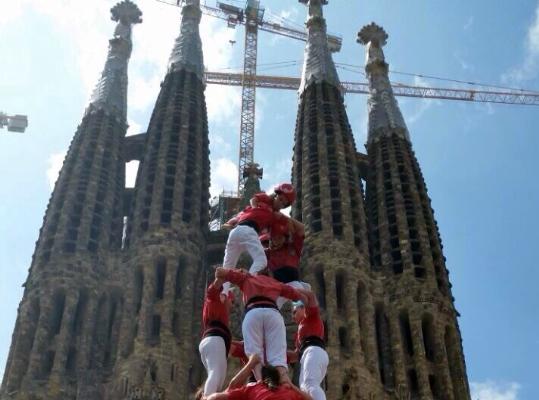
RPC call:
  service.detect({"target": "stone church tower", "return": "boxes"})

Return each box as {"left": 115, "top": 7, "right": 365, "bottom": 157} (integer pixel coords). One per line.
{"left": 1, "top": 0, "right": 471, "bottom": 399}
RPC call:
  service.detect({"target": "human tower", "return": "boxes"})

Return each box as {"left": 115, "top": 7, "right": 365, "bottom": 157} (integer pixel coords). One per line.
{"left": 197, "top": 184, "right": 326, "bottom": 400}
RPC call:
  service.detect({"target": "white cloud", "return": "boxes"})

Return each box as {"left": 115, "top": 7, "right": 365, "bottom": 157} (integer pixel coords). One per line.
{"left": 502, "top": 1, "right": 539, "bottom": 83}
{"left": 125, "top": 160, "right": 139, "bottom": 188}
{"left": 470, "top": 380, "right": 520, "bottom": 400}
{"left": 127, "top": 118, "right": 143, "bottom": 137}
{"left": 46, "top": 151, "right": 66, "bottom": 190}
{"left": 210, "top": 157, "right": 238, "bottom": 198}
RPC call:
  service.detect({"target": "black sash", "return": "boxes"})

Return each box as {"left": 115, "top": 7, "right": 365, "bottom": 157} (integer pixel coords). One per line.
{"left": 244, "top": 296, "right": 278, "bottom": 314}
{"left": 272, "top": 266, "right": 299, "bottom": 283}
{"left": 299, "top": 336, "right": 326, "bottom": 360}
{"left": 238, "top": 220, "right": 260, "bottom": 234}
{"left": 203, "top": 320, "right": 232, "bottom": 355}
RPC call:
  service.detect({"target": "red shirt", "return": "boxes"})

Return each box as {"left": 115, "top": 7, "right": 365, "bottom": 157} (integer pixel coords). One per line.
{"left": 237, "top": 193, "right": 275, "bottom": 232}
{"left": 295, "top": 306, "right": 325, "bottom": 350}
{"left": 202, "top": 283, "right": 229, "bottom": 332}
{"left": 223, "top": 269, "right": 302, "bottom": 305}
{"left": 230, "top": 341, "right": 248, "bottom": 365}
{"left": 266, "top": 233, "right": 304, "bottom": 271}
{"left": 226, "top": 382, "right": 306, "bottom": 400}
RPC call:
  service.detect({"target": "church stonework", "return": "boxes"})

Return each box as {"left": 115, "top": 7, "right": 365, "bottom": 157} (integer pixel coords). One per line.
{"left": 1, "top": 1, "right": 470, "bottom": 400}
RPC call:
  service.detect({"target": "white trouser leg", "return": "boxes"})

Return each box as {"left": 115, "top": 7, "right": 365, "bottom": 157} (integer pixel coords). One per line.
{"left": 222, "top": 226, "right": 267, "bottom": 293}
{"left": 299, "top": 346, "right": 329, "bottom": 400}
{"left": 276, "top": 280, "right": 312, "bottom": 309}
{"left": 242, "top": 308, "right": 287, "bottom": 368}
{"left": 262, "top": 309, "right": 287, "bottom": 368}
{"left": 198, "top": 336, "right": 227, "bottom": 395}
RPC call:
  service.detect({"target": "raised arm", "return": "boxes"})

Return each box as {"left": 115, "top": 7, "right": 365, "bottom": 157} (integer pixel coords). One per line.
{"left": 215, "top": 267, "right": 248, "bottom": 287}
{"left": 228, "top": 354, "right": 260, "bottom": 389}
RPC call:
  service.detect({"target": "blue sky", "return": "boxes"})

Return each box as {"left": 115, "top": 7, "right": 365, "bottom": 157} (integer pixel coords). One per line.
{"left": 1, "top": 1, "right": 538, "bottom": 399}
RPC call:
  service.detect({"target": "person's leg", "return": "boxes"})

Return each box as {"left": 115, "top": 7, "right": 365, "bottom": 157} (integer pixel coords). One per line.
{"left": 263, "top": 309, "right": 288, "bottom": 383}
{"left": 242, "top": 309, "right": 265, "bottom": 380}
{"left": 198, "top": 336, "right": 228, "bottom": 395}
{"left": 299, "top": 347, "right": 329, "bottom": 400}
{"left": 240, "top": 227, "right": 267, "bottom": 274}
{"left": 221, "top": 226, "right": 245, "bottom": 293}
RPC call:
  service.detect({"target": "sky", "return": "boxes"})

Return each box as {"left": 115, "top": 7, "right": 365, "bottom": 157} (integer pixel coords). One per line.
{"left": 1, "top": 0, "right": 538, "bottom": 399}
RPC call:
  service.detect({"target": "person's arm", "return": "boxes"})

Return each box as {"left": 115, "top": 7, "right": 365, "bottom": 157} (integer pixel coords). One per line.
{"left": 280, "top": 284, "right": 308, "bottom": 305}
{"left": 228, "top": 354, "right": 260, "bottom": 389}
{"left": 288, "top": 217, "right": 304, "bottom": 237}
{"left": 302, "top": 289, "right": 318, "bottom": 308}
{"left": 206, "top": 279, "right": 224, "bottom": 301}
{"left": 205, "top": 392, "right": 230, "bottom": 400}
{"left": 215, "top": 267, "right": 247, "bottom": 287}
{"left": 287, "top": 348, "right": 299, "bottom": 364}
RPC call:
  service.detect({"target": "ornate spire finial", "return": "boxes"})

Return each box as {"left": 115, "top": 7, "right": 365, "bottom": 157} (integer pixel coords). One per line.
{"left": 358, "top": 22, "right": 388, "bottom": 66}
{"left": 89, "top": 0, "right": 142, "bottom": 119}
{"left": 298, "top": 0, "right": 340, "bottom": 94}
{"left": 358, "top": 23, "right": 410, "bottom": 145}
{"left": 168, "top": 0, "right": 204, "bottom": 79}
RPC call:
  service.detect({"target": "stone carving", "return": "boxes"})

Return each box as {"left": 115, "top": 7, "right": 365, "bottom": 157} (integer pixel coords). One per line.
{"left": 89, "top": 0, "right": 141, "bottom": 118}
{"left": 298, "top": 0, "right": 340, "bottom": 93}
{"left": 168, "top": 0, "right": 204, "bottom": 79}
{"left": 357, "top": 22, "right": 410, "bottom": 144}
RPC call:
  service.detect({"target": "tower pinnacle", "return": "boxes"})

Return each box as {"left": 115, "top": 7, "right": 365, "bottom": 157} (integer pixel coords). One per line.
{"left": 358, "top": 22, "right": 409, "bottom": 144}
{"left": 298, "top": 0, "right": 340, "bottom": 93}
{"left": 89, "top": 0, "right": 142, "bottom": 119}
{"left": 168, "top": 0, "right": 204, "bottom": 79}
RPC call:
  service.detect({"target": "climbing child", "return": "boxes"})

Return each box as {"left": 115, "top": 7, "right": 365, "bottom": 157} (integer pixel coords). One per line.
{"left": 221, "top": 183, "right": 296, "bottom": 293}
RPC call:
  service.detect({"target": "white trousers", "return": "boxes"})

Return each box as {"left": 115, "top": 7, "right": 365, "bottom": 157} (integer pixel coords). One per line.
{"left": 276, "top": 280, "right": 312, "bottom": 309}
{"left": 299, "top": 346, "right": 329, "bottom": 400}
{"left": 242, "top": 308, "right": 287, "bottom": 368}
{"left": 199, "top": 336, "right": 227, "bottom": 395}
{"left": 222, "top": 225, "right": 267, "bottom": 293}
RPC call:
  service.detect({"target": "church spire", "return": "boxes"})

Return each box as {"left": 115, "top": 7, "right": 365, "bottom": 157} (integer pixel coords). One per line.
{"left": 89, "top": 0, "right": 142, "bottom": 119}
{"left": 168, "top": 0, "right": 204, "bottom": 80}
{"left": 299, "top": 0, "right": 340, "bottom": 93}
{"left": 357, "top": 23, "right": 409, "bottom": 145}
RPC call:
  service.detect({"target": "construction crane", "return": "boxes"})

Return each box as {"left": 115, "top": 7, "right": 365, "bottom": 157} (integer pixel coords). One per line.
{"left": 160, "top": 0, "right": 342, "bottom": 194}
{"left": 204, "top": 70, "right": 539, "bottom": 106}
{"left": 0, "top": 112, "right": 28, "bottom": 133}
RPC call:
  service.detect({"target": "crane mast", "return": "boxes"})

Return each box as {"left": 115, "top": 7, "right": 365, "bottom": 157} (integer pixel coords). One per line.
{"left": 237, "top": 0, "right": 263, "bottom": 193}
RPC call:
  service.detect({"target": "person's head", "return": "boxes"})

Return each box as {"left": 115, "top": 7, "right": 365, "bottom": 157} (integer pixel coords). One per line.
{"left": 261, "top": 365, "right": 281, "bottom": 391}
{"left": 292, "top": 301, "right": 306, "bottom": 324}
{"left": 272, "top": 183, "right": 296, "bottom": 210}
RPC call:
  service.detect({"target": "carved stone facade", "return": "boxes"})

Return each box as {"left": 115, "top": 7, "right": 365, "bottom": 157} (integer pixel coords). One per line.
{"left": 1, "top": 1, "right": 470, "bottom": 400}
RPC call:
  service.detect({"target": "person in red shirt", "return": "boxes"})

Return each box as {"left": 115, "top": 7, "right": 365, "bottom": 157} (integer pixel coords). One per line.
{"left": 289, "top": 291, "right": 328, "bottom": 400}
{"left": 203, "top": 364, "right": 313, "bottom": 400}
{"left": 199, "top": 278, "right": 234, "bottom": 396}
{"left": 262, "top": 212, "right": 311, "bottom": 309}
{"left": 221, "top": 184, "right": 296, "bottom": 294}
{"left": 215, "top": 267, "right": 308, "bottom": 383}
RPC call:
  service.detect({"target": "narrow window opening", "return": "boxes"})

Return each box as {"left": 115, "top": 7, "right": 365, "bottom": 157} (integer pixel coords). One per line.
{"left": 155, "top": 258, "right": 166, "bottom": 300}
{"left": 399, "top": 312, "right": 414, "bottom": 356}
{"left": 408, "top": 369, "right": 419, "bottom": 397}
{"left": 151, "top": 315, "right": 161, "bottom": 340}
{"left": 414, "top": 267, "right": 426, "bottom": 279}
{"left": 422, "top": 315, "right": 436, "bottom": 362}
{"left": 429, "top": 374, "right": 440, "bottom": 398}
{"left": 315, "top": 268, "right": 326, "bottom": 308}
{"left": 336, "top": 272, "right": 345, "bottom": 312}
{"left": 50, "top": 292, "right": 66, "bottom": 336}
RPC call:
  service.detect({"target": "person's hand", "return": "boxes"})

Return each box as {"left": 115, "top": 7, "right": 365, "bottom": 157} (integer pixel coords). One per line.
{"left": 215, "top": 267, "right": 227, "bottom": 280}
